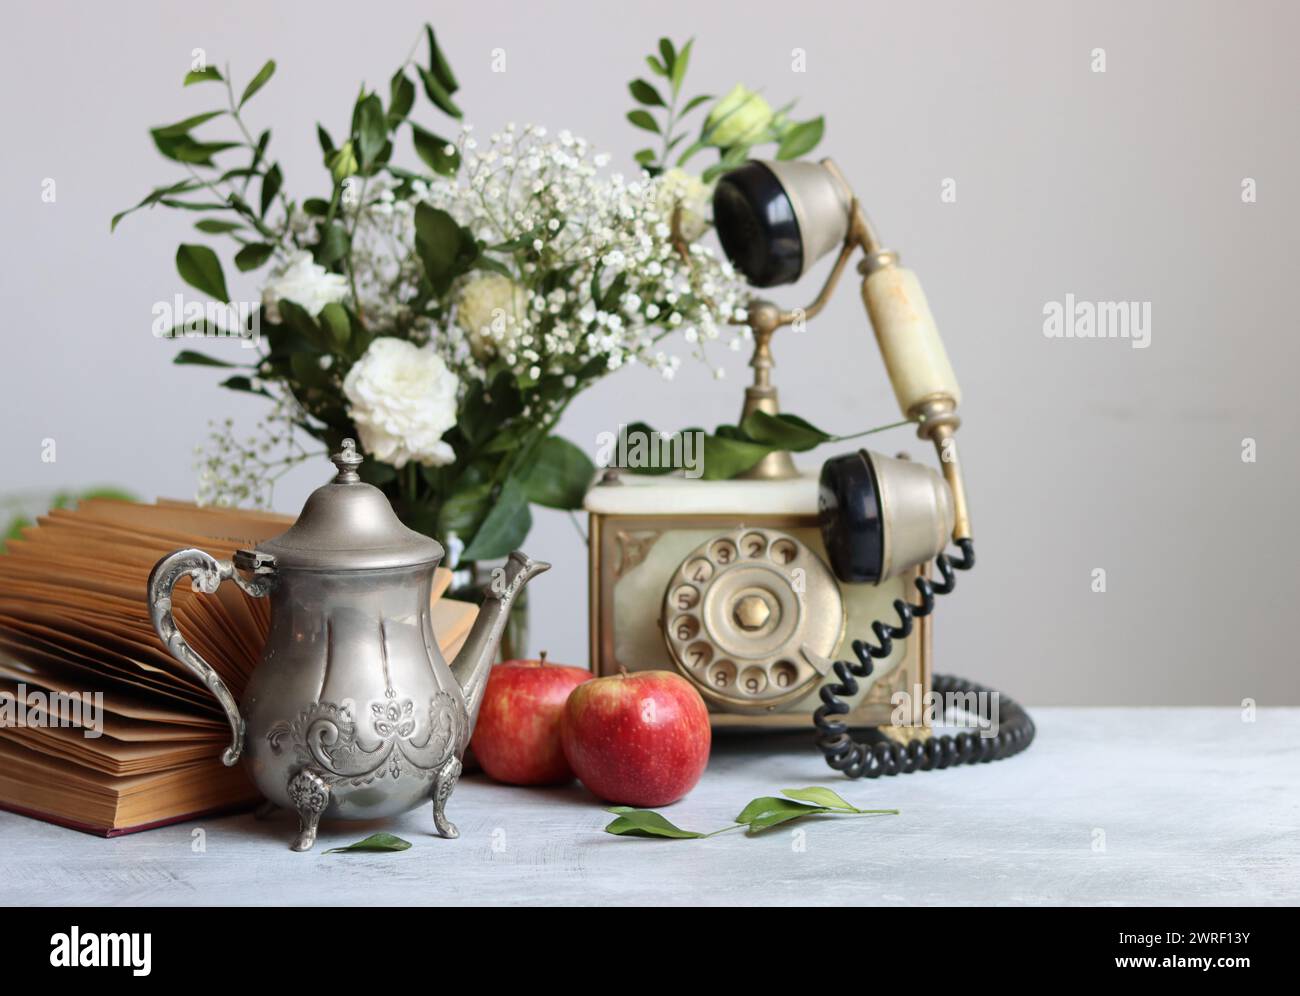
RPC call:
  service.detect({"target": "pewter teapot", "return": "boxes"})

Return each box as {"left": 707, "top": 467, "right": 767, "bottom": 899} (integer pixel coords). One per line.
{"left": 147, "top": 440, "right": 548, "bottom": 850}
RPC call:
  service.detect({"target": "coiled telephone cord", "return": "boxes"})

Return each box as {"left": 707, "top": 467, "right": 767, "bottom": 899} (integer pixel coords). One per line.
{"left": 812, "top": 540, "right": 1036, "bottom": 777}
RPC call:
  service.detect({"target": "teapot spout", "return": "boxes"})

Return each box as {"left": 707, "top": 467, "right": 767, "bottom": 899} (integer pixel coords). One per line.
{"left": 450, "top": 551, "right": 551, "bottom": 731}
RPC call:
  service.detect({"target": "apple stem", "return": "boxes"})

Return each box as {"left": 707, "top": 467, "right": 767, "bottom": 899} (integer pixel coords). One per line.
{"left": 618, "top": 665, "right": 629, "bottom": 678}
{"left": 539, "top": 650, "right": 548, "bottom": 665}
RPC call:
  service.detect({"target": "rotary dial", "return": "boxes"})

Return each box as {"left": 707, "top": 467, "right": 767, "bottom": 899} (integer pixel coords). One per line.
{"left": 662, "top": 528, "right": 845, "bottom": 712}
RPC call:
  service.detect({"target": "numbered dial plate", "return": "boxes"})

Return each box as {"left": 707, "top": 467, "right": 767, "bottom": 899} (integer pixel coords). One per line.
{"left": 663, "top": 528, "right": 845, "bottom": 712}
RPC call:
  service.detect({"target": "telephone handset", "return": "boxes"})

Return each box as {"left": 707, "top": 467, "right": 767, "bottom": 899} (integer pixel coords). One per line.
{"left": 708, "top": 159, "right": 1035, "bottom": 777}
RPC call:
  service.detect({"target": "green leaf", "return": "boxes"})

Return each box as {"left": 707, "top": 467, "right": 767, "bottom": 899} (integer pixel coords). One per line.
{"left": 313, "top": 222, "right": 349, "bottom": 267}
{"left": 735, "top": 796, "right": 830, "bottom": 832}
{"left": 603, "top": 808, "right": 706, "bottom": 839}
{"left": 780, "top": 786, "right": 858, "bottom": 811}
{"left": 437, "top": 480, "right": 493, "bottom": 538}
{"left": 775, "top": 116, "right": 825, "bottom": 160}
{"left": 739, "top": 410, "right": 831, "bottom": 451}
{"left": 290, "top": 351, "right": 331, "bottom": 388}
{"left": 628, "top": 79, "right": 665, "bottom": 107}
{"left": 234, "top": 242, "right": 274, "bottom": 272}
{"left": 111, "top": 180, "right": 200, "bottom": 231}
{"left": 150, "top": 131, "right": 239, "bottom": 166}
{"left": 700, "top": 433, "right": 771, "bottom": 480}
{"left": 413, "top": 202, "right": 475, "bottom": 293}
{"left": 425, "top": 24, "right": 459, "bottom": 95}
{"left": 183, "top": 66, "right": 223, "bottom": 86}
{"left": 680, "top": 93, "right": 713, "bottom": 116}
{"left": 670, "top": 38, "right": 693, "bottom": 94}
{"left": 173, "top": 350, "right": 236, "bottom": 367}
{"left": 317, "top": 302, "right": 351, "bottom": 350}
{"left": 520, "top": 436, "right": 595, "bottom": 510}
{"left": 646, "top": 54, "right": 668, "bottom": 77}
{"left": 194, "top": 219, "right": 243, "bottom": 234}
{"left": 277, "top": 300, "right": 331, "bottom": 353}
{"left": 461, "top": 476, "right": 531, "bottom": 561}
{"left": 2, "top": 515, "right": 33, "bottom": 546}
{"left": 388, "top": 70, "right": 416, "bottom": 123}
{"left": 152, "top": 111, "right": 225, "bottom": 137}
{"left": 259, "top": 162, "right": 282, "bottom": 216}
{"left": 354, "top": 93, "right": 387, "bottom": 167}
{"left": 175, "top": 244, "right": 229, "bottom": 302}
{"left": 703, "top": 143, "right": 751, "bottom": 183}
{"left": 219, "top": 375, "right": 271, "bottom": 397}
{"left": 626, "top": 109, "right": 660, "bottom": 135}
{"left": 411, "top": 124, "right": 460, "bottom": 177}
{"left": 215, "top": 167, "right": 260, "bottom": 183}
{"left": 323, "top": 832, "right": 412, "bottom": 854}
{"left": 658, "top": 38, "right": 676, "bottom": 74}
{"left": 633, "top": 148, "right": 657, "bottom": 166}
{"left": 317, "top": 124, "right": 335, "bottom": 155}
{"left": 76, "top": 487, "right": 137, "bottom": 503}
{"left": 473, "top": 254, "right": 511, "bottom": 278}
{"left": 417, "top": 66, "right": 462, "bottom": 119}
{"left": 239, "top": 60, "right": 276, "bottom": 108}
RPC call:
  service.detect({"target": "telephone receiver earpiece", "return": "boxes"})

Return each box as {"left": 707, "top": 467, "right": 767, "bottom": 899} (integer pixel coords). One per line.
{"left": 818, "top": 449, "right": 954, "bottom": 584}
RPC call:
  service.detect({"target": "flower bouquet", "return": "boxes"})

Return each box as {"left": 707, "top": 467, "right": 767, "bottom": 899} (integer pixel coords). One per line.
{"left": 116, "top": 27, "right": 828, "bottom": 563}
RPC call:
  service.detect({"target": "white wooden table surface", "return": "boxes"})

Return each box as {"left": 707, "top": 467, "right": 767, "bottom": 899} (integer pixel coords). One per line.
{"left": 2, "top": 708, "right": 1297, "bottom": 906}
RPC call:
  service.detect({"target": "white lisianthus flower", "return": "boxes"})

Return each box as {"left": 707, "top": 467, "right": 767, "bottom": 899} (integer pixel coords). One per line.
{"left": 704, "top": 85, "right": 774, "bottom": 148}
{"left": 656, "top": 168, "right": 712, "bottom": 242}
{"left": 455, "top": 273, "right": 530, "bottom": 358}
{"left": 261, "top": 251, "right": 349, "bottom": 323}
{"left": 342, "top": 338, "right": 459, "bottom": 468}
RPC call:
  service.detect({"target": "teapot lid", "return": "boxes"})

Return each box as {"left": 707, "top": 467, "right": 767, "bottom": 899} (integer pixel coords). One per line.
{"left": 256, "top": 439, "right": 444, "bottom": 571}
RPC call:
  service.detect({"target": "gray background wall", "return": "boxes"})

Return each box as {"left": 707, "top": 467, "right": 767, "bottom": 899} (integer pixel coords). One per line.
{"left": 2, "top": 0, "right": 1296, "bottom": 705}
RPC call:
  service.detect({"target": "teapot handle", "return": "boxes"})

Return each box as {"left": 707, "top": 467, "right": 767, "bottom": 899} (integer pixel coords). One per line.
{"left": 147, "top": 548, "right": 275, "bottom": 765}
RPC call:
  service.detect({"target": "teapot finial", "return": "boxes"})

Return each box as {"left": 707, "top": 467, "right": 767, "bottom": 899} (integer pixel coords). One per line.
{"left": 331, "top": 438, "right": 363, "bottom": 483}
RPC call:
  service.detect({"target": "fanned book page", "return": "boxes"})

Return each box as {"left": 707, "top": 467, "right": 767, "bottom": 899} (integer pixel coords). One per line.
{"left": 0, "top": 500, "right": 475, "bottom": 835}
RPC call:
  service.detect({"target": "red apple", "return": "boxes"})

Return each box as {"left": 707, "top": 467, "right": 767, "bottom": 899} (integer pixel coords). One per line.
{"left": 470, "top": 654, "right": 592, "bottom": 785}
{"left": 560, "top": 670, "right": 711, "bottom": 807}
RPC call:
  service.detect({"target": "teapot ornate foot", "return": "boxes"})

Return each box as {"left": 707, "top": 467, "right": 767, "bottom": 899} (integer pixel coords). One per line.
{"left": 287, "top": 767, "right": 330, "bottom": 852}
{"left": 432, "top": 755, "right": 463, "bottom": 839}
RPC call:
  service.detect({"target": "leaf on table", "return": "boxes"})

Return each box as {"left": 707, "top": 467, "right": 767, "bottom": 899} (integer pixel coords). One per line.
{"left": 323, "top": 832, "right": 412, "bottom": 854}
{"left": 780, "top": 786, "right": 857, "bottom": 811}
{"left": 735, "top": 796, "right": 831, "bottom": 832}
{"left": 603, "top": 808, "right": 707, "bottom": 839}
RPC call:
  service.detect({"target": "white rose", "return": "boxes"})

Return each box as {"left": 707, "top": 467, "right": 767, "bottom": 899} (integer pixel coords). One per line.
{"left": 455, "top": 274, "right": 529, "bottom": 358}
{"left": 342, "top": 338, "right": 459, "bottom": 469}
{"left": 261, "top": 251, "right": 349, "bottom": 323}
{"left": 656, "top": 168, "right": 712, "bottom": 242}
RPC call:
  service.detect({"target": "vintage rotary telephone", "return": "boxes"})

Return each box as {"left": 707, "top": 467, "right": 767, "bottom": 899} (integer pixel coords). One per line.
{"left": 584, "top": 158, "right": 1033, "bottom": 778}
{"left": 710, "top": 158, "right": 1034, "bottom": 777}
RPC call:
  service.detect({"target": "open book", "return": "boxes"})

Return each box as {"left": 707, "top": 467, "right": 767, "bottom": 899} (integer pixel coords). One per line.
{"left": 0, "top": 499, "right": 476, "bottom": 836}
